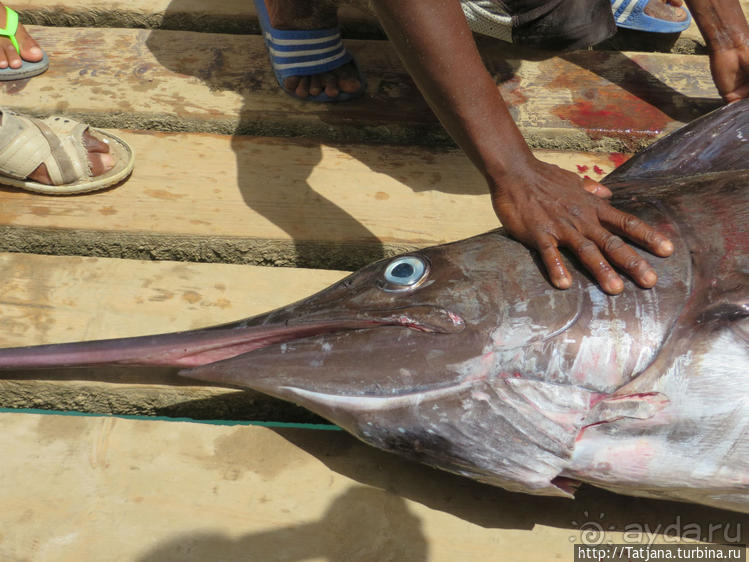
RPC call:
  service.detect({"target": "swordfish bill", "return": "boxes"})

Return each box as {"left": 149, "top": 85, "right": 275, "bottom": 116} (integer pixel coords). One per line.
{"left": 0, "top": 100, "right": 748, "bottom": 513}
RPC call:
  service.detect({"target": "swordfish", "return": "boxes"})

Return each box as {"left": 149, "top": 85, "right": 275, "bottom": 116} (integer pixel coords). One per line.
{"left": 0, "top": 100, "right": 748, "bottom": 513}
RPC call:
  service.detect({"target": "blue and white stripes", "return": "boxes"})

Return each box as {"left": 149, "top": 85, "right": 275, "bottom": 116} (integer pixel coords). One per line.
{"left": 612, "top": 0, "right": 641, "bottom": 25}
{"left": 262, "top": 28, "right": 352, "bottom": 79}
{"left": 254, "top": 0, "right": 352, "bottom": 80}
{"left": 611, "top": 0, "right": 691, "bottom": 32}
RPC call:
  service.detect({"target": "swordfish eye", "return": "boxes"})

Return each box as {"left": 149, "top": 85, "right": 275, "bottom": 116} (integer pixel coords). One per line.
{"left": 381, "top": 256, "right": 429, "bottom": 291}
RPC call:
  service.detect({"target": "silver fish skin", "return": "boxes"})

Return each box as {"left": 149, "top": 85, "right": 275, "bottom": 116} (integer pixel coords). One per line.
{"left": 0, "top": 100, "right": 747, "bottom": 512}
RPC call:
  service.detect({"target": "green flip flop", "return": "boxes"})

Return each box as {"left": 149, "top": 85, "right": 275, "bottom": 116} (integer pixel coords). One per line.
{"left": 0, "top": 6, "right": 49, "bottom": 81}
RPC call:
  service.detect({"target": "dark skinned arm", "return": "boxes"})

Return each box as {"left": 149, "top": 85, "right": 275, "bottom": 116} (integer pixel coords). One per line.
{"left": 685, "top": 0, "right": 749, "bottom": 102}
{"left": 370, "top": 0, "right": 673, "bottom": 295}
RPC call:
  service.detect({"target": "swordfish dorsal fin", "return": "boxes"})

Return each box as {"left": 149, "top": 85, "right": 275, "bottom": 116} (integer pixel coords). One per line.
{"left": 604, "top": 98, "right": 749, "bottom": 184}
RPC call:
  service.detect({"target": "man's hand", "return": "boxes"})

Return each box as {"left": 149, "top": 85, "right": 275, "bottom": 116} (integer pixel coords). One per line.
{"left": 489, "top": 158, "right": 674, "bottom": 295}
{"left": 710, "top": 43, "right": 749, "bottom": 103}
{"left": 685, "top": 0, "right": 749, "bottom": 102}
{"left": 372, "top": 0, "right": 676, "bottom": 295}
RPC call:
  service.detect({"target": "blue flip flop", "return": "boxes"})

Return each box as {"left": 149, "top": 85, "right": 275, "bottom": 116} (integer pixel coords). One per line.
{"left": 254, "top": 0, "right": 364, "bottom": 102}
{"left": 611, "top": 0, "right": 691, "bottom": 33}
{"left": 0, "top": 6, "right": 49, "bottom": 81}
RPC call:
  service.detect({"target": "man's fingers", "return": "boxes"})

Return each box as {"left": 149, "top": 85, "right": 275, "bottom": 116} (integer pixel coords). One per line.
{"left": 723, "top": 83, "right": 749, "bottom": 104}
{"left": 537, "top": 238, "right": 572, "bottom": 290}
{"left": 582, "top": 177, "right": 612, "bottom": 199}
{"left": 590, "top": 228, "right": 658, "bottom": 288}
{"left": 602, "top": 207, "right": 674, "bottom": 257}
{"left": 563, "top": 230, "right": 624, "bottom": 294}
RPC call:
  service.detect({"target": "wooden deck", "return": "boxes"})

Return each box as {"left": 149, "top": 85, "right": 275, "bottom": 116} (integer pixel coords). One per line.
{"left": 1, "top": 1, "right": 748, "bottom": 559}
{"left": 3, "top": 410, "right": 746, "bottom": 562}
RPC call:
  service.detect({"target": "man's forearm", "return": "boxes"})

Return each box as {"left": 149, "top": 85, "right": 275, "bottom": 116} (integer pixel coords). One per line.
{"left": 684, "top": 0, "right": 749, "bottom": 51}
{"left": 370, "top": 0, "right": 673, "bottom": 294}
{"left": 370, "top": 0, "right": 533, "bottom": 182}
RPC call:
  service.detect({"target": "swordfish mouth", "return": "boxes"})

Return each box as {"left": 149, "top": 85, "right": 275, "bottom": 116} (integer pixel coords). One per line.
{"left": 0, "top": 304, "right": 465, "bottom": 373}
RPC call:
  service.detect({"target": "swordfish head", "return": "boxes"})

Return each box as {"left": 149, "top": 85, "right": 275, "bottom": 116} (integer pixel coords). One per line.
{"left": 0, "top": 228, "right": 598, "bottom": 496}
{"left": 180, "top": 233, "right": 604, "bottom": 496}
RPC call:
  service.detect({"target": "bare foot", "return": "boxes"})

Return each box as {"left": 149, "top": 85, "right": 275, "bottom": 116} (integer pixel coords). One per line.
{"left": 263, "top": 0, "right": 362, "bottom": 99}
{"left": 643, "top": 0, "right": 688, "bottom": 23}
{"left": 0, "top": 3, "right": 44, "bottom": 69}
{"left": 0, "top": 114, "right": 114, "bottom": 185}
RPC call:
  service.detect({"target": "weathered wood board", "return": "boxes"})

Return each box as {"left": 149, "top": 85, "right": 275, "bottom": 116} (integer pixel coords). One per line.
{"left": 15, "top": 0, "right": 380, "bottom": 36}
{"left": 3, "top": 26, "right": 720, "bottom": 151}
{"left": 0, "top": 129, "right": 629, "bottom": 268}
{"left": 15, "top": 0, "right": 749, "bottom": 52}
{"left": 1, "top": 411, "right": 746, "bottom": 562}
{"left": 0, "top": 251, "right": 348, "bottom": 419}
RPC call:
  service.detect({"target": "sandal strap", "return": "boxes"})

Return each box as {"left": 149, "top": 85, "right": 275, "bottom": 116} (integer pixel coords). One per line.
{"left": 0, "top": 7, "right": 20, "bottom": 54}
{"left": 0, "top": 111, "right": 49, "bottom": 180}
{"left": 33, "top": 118, "right": 85, "bottom": 185}
{"left": 264, "top": 29, "right": 352, "bottom": 78}
{"left": 0, "top": 110, "right": 91, "bottom": 185}
{"left": 254, "top": 0, "right": 352, "bottom": 80}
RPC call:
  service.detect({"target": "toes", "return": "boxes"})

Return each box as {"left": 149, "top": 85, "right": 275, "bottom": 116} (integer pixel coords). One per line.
{"left": 27, "top": 163, "right": 51, "bottom": 185}
{"left": 25, "top": 151, "right": 115, "bottom": 185}
{"left": 2, "top": 42, "right": 20, "bottom": 69}
{"left": 283, "top": 75, "right": 301, "bottom": 94}
{"left": 83, "top": 131, "right": 115, "bottom": 177}
{"left": 88, "top": 152, "right": 115, "bottom": 177}
{"left": 82, "top": 130, "right": 111, "bottom": 154}
{"left": 281, "top": 64, "right": 362, "bottom": 100}
{"left": 14, "top": 24, "right": 44, "bottom": 63}
{"left": 24, "top": 131, "right": 115, "bottom": 185}
{"left": 339, "top": 77, "right": 362, "bottom": 94}
{"left": 294, "top": 76, "right": 311, "bottom": 98}
{"left": 308, "top": 74, "right": 323, "bottom": 96}
{"left": 0, "top": 16, "right": 44, "bottom": 66}
{"left": 321, "top": 73, "right": 340, "bottom": 98}
{"left": 336, "top": 64, "right": 362, "bottom": 94}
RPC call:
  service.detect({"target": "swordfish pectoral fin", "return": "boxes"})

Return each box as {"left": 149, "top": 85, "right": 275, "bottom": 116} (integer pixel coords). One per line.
{"left": 580, "top": 392, "right": 671, "bottom": 432}
{"left": 566, "top": 314, "right": 749, "bottom": 513}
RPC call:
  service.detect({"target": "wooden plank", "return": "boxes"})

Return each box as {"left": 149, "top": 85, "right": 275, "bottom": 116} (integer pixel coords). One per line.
{"left": 2, "top": 411, "right": 746, "bottom": 562}
{"left": 0, "top": 253, "right": 345, "bottom": 346}
{"left": 0, "top": 251, "right": 348, "bottom": 418}
{"left": 3, "top": 26, "right": 720, "bottom": 152}
{"left": 15, "top": 0, "right": 381, "bottom": 36}
{"left": 16, "top": 0, "right": 749, "bottom": 52}
{"left": 0, "top": 129, "right": 630, "bottom": 269}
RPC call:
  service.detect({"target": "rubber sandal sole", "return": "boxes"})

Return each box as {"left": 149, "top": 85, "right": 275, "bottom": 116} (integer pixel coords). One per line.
{"left": 0, "top": 50, "right": 48, "bottom": 81}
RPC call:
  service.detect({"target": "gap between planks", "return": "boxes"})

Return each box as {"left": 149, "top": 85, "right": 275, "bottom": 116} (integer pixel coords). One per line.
{"left": 0, "top": 129, "right": 630, "bottom": 269}
{"left": 17, "top": 0, "right": 749, "bottom": 52}
{"left": 2, "top": 26, "right": 721, "bottom": 152}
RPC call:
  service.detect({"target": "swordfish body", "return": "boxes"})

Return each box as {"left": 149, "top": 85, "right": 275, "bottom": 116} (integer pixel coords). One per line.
{"left": 0, "top": 100, "right": 748, "bottom": 513}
